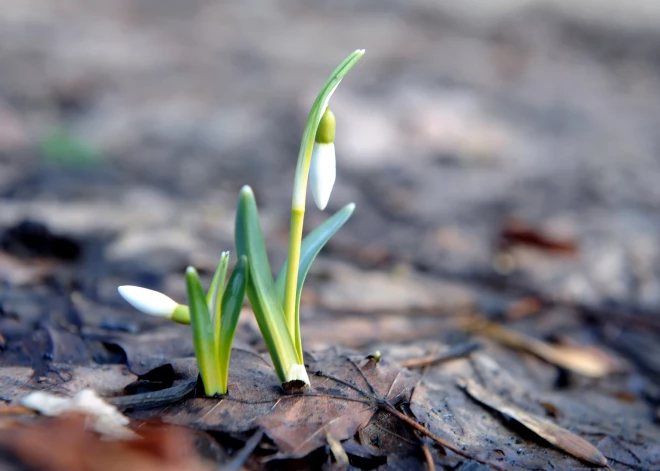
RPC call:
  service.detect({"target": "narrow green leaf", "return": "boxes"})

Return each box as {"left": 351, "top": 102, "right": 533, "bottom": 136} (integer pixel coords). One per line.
{"left": 217, "top": 255, "right": 248, "bottom": 393}
{"left": 207, "top": 251, "right": 230, "bottom": 343}
{"left": 235, "top": 186, "right": 301, "bottom": 383}
{"left": 276, "top": 202, "right": 355, "bottom": 304}
{"left": 186, "top": 266, "right": 222, "bottom": 396}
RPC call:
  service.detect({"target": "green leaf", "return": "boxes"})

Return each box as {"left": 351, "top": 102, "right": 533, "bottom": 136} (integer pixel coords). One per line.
{"left": 217, "top": 255, "right": 248, "bottom": 393}
{"left": 186, "top": 266, "right": 222, "bottom": 396}
{"left": 276, "top": 202, "right": 355, "bottom": 303}
{"left": 207, "top": 251, "right": 230, "bottom": 338}
{"left": 235, "top": 186, "right": 302, "bottom": 383}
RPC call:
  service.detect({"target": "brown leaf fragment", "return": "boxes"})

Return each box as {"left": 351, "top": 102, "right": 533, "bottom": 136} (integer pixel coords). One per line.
{"left": 0, "top": 414, "right": 213, "bottom": 471}
{"left": 499, "top": 219, "right": 578, "bottom": 254}
{"left": 100, "top": 325, "right": 194, "bottom": 375}
{"left": 326, "top": 432, "right": 350, "bottom": 468}
{"left": 465, "top": 320, "right": 624, "bottom": 377}
{"left": 504, "top": 297, "right": 543, "bottom": 320}
{"left": 457, "top": 377, "right": 608, "bottom": 468}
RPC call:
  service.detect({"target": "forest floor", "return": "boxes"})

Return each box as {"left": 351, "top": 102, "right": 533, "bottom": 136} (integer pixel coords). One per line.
{"left": 0, "top": 1, "right": 659, "bottom": 469}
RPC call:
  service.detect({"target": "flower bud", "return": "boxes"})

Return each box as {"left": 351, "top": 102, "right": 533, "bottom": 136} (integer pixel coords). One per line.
{"left": 118, "top": 286, "right": 179, "bottom": 318}
{"left": 310, "top": 108, "right": 336, "bottom": 211}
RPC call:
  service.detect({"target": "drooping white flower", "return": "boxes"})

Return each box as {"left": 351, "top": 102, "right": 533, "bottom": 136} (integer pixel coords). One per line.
{"left": 309, "top": 108, "right": 336, "bottom": 211}
{"left": 117, "top": 286, "right": 178, "bottom": 318}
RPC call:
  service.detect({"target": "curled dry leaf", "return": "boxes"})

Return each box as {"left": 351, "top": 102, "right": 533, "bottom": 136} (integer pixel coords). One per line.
{"left": 457, "top": 377, "right": 608, "bottom": 468}
{"left": 464, "top": 319, "right": 624, "bottom": 377}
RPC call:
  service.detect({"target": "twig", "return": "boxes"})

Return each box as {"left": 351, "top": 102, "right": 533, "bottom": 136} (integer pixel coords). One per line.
{"left": 419, "top": 437, "right": 435, "bottom": 471}
{"left": 224, "top": 428, "right": 264, "bottom": 471}
{"left": 314, "top": 370, "right": 506, "bottom": 470}
{"left": 399, "top": 343, "right": 480, "bottom": 369}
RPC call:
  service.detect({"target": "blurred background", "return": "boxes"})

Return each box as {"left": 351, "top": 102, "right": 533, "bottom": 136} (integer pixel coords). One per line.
{"left": 2, "top": 1, "right": 660, "bottom": 468}
{"left": 2, "top": 0, "right": 660, "bottom": 385}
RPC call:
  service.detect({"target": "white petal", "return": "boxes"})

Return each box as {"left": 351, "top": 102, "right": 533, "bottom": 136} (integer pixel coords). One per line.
{"left": 117, "top": 286, "right": 178, "bottom": 317}
{"left": 309, "top": 142, "right": 336, "bottom": 211}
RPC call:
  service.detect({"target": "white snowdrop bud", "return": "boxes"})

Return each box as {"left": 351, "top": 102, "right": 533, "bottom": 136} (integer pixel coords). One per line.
{"left": 117, "top": 286, "right": 178, "bottom": 318}
{"left": 309, "top": 108, "right": 336, "bottom": 211}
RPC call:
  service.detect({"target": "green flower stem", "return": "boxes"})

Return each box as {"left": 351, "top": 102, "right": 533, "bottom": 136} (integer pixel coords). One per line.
{"left": 283, "top": 50, "right": 364, "bottom": 357}
{"left": 275, "top": 202, "right": 355, "bottom": 356}
{"left": 284, "top": 208, "right": 304, "bottom": 357}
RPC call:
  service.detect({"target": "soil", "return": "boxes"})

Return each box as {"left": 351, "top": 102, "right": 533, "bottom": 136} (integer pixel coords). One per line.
{"left": 1, "top": 1, "right": 660, "bottom": 470}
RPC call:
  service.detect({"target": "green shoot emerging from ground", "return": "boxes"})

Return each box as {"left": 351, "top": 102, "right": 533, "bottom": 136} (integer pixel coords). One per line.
{"left": 118, "top": 49, "right": 365, "bottom": 392}
{"left": 119, "top": 254, "right": 247, "bottom": 396}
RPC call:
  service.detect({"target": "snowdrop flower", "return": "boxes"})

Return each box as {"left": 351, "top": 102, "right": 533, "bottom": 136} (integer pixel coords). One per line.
{"left": 118, "top": 286, "right": 188, "bottom": 323}
{"left": 309, "top": 108, "right": 336, "bottom": 211}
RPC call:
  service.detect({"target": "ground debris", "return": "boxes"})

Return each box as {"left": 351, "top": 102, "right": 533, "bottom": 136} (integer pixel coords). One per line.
{"left": 131, "top": 348, "right": 420, "bottom": 460}
{"left": 464, "top": 319, "right": 626, "bottom": 378}
{"left": 20, "top": 389, "right": 136, "bottom": 439}
{"left": 457, "top": 377, "right": 608, "bottom": 467}
{"left": 0, "top": 415, "right": 213, "bottom": 471}
{"left": 405, "top": 345, "right": 660, "bottom": 471}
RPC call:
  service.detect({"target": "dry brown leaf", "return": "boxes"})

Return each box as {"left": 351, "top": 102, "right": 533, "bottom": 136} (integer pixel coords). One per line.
{"left": 457, "top": 377, "right": 609, "bottom": 468}
{"left": 134, "top": 348, "right": 419, "bottom": 459}
{"left": 499, "top": 219, "right": 578, "bottom": 254}
{"left": 0, "top": 414, "right": 213, "bottom": 471}
{"left": 0, "top": 252, "right": 56, "bottom": 286}
{"left": 465, "top": 320, "right": 623, "bottom": 377}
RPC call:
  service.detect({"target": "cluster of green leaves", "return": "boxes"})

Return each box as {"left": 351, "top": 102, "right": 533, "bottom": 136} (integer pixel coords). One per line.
{"left": 185, "top": 253, "right": 247, "bottom": 396}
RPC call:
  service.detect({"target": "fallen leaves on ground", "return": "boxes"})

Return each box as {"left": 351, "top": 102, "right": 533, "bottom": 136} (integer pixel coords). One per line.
{"left": 0, "top": 414, "right": 213, "bottom": 471}
{"left": 457, "top": 377, "right": 608, "bottom": 467}
{"left": 403, "top": 343, "right": 660, "bottom": 471}
{"left": 464, "top": 319, "right": 625, "bottom": 377}
{"left": 133, "top": 347, "right": 419, "bottom": 459}
{"left": 0, "top": 364, "right": 136, "bottom": 403}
